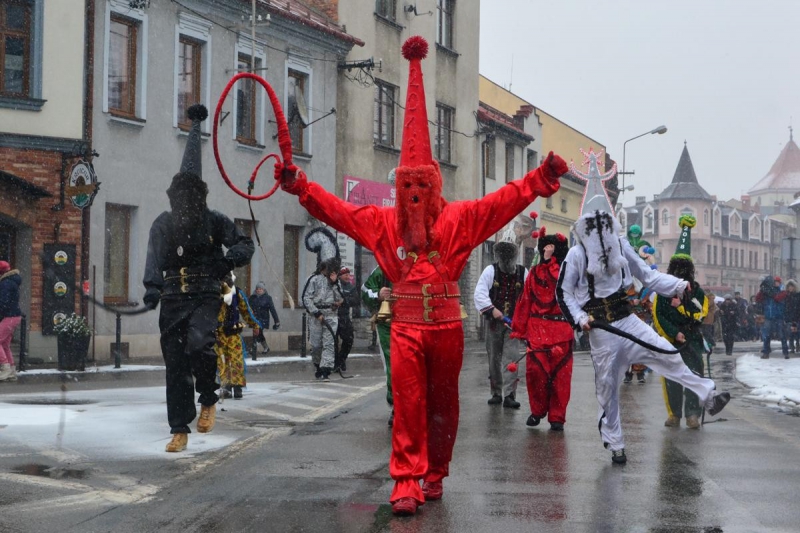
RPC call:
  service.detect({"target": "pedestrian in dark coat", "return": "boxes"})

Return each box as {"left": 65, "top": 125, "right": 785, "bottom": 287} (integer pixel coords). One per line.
{"left": 784, "top": 279, "right": 800, "bottom": 353}
{"left": 755, "top": 276, "right": 789, "bottom": 358}
{"left": 249, "top": 281, "right": 280, "bottom": 354}
{"left": 718, "top": 294, "right": 740, "bottom": 355}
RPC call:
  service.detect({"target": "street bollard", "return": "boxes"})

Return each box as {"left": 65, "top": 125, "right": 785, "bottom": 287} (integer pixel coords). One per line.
{"left": 114, "top": 311, "right": 122, "bottom": 369}
{"left": 300, "top": 313, "right": 307, "bottom": 357}
{"left": 17, "top": 314, "right": 27, "bottom": 372}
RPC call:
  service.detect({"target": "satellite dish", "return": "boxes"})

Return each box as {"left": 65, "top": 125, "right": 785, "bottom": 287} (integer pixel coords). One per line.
{"left": 288, "top": 84, "right": 309, "bottom": 128}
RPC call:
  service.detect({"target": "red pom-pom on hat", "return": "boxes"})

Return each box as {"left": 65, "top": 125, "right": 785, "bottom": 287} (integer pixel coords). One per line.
{"left": 539, "top": 226, "right": 547, "bottom": 237}
{"left": 531, "top": 230, "right": 539, "bottom": 239}
{"left": 529, "top": 211, "right": 539, "bottom": 219}
{"left": 402, "top": 36, "right": 429, "bottom": 61}
{"left": 507, "top": 362, "right": 518, "bottom": 373}
{"left": 556, "top": 233, "right": 567, "bottom": 242}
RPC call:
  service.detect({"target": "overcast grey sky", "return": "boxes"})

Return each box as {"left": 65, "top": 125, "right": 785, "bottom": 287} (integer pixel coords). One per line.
{"left": 479, "top": 0, "right": 800, "bottom": 206}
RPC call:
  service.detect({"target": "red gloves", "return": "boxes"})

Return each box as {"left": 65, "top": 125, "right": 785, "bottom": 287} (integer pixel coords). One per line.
{"left": 529, "top": 151, "right": 567, "bottom": 198}
{"left": 275, "top": 162, "right": 307, "bottom": 195}
{"left": 542, "top": 151, "right": 568, "bottom": 181}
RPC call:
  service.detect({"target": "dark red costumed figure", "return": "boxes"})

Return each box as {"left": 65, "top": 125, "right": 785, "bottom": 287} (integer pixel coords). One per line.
{"left": 278, "top": 36, "right": 567, "bottom": 516}
{"left": 511, "top": 222, "right": 574, "bottom": 431}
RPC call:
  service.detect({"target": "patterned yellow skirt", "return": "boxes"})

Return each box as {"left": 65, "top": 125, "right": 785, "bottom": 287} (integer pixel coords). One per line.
{"left": 216, "top": 332, "right": 246, "bottom": 387}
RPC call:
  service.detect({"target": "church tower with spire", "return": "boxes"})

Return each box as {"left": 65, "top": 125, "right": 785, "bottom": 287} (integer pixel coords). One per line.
{"left": 748, "top": 129, "right": 800, "bottom": 214}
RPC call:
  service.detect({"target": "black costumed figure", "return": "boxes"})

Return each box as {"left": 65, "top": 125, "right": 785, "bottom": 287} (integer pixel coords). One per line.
{"left": 143, "top": 105, "right": 254, "bottom": 452}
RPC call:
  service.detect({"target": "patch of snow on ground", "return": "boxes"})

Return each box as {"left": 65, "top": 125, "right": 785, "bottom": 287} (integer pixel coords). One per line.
{"left": 736, "top": 353, "right": 800, "bottom": 408}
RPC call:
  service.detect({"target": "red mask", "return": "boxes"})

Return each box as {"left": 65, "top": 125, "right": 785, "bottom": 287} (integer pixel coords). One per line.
{"left": 395, "top": 164, "right": 445, "bottom": 253}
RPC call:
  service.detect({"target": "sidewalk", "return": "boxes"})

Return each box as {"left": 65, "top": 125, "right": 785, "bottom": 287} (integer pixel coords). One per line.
{"left": 6, "top": 341, "right": 385, "bottom": 386}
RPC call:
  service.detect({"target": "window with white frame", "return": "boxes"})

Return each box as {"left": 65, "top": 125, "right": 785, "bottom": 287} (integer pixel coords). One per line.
{"left": 618, "top": 211, "right": 626, "bottom": 227}
{"left": 435, "top": 103, "right": 453, "bottom": 163}
{"left": 233, "top": 39, "right": 265, "bottom": 146}
{"left": 0, "top": 0, "right": 39, "bottom": 100}
{"left": 436, "top": 0, "right": 454, "bottom": 49}
{"left": 713, "top": 207, "right": 721, "bottom": 234}
{"left": 662, "top": 209, "right": 669, "bottom": 226}
{"left": 175, "top": 13, "right": 211, "bottom": 131}
{"left": 763, "top": 218, "right": 771, "bottom": 242}
{"left": 703, "top": 208, "right": 709, "bottom": 226}
{"left": 373, "top": 79, "right": 396, "bottom": 146}
{"left": 526, "top": 149, "right": 538, "bottom": 172}
{"left": 375, "top": 0, "right": 396, "bottom": 21}
{"left": 287, "top": 65, "right": 310, "bottom": 155}
{"left": 104, "top": 1, "right": 147, "bottom": 120}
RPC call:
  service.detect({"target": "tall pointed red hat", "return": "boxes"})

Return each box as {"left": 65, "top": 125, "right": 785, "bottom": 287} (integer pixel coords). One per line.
{"left": 399, "top": 36, "right": 433, "bottom": 167}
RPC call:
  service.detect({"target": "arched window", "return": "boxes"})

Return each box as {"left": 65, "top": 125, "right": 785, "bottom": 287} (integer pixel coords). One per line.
{"left": 662, "top": 209, "right": 669, "bottom": 226}
{"left": 703, "top": 209, "right": 709, "bottom": 226}
{"left": 618, "top": 211, "right": 627, "bottom": 227}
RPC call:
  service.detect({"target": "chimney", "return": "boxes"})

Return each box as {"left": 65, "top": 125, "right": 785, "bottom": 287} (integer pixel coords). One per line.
{"left": 741, "top": 194, "right": 750, "bottom": 210}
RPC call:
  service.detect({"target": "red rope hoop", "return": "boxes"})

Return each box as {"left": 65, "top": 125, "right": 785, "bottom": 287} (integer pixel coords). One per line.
{"left": 213, "top": 72, "right": 294, "bottom": 201}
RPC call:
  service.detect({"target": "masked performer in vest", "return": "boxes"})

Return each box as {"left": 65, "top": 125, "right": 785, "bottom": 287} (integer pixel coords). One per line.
{"left": 652, "top": 215, "right": 709, "bottom": 430}
{"left": 473, "top": 229, "right": 527, "bottom": 408}
{"left": 511, "top": 226, "right": 573, "bottom": 431}
{"left": 557, "top": 209, "right": 730, "bottom": 464}
{"left": 143, "top": 105, "right": 255, "bottom": 453}
{"left": 278, "top": 36, "right": 567, "bottom": 515}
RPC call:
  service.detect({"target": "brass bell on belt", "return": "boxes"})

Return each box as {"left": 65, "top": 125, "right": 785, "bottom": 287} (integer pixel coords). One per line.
{"left": 377, "top": 299, "right": 393, "bottom": 321}
{"left": 460, "top": 304, "right": 468, "bottom": 319}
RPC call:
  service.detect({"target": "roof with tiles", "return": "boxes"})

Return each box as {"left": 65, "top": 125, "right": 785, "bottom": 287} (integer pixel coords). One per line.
{"left": 749, "top": 137, "right": 800, "bottom": 193}
{"left": 477, "top": 102, "right": 534, "bottom": 143}
{"left": 245, "top": 0, "right": 364, "bottom": 47}
{"left": 657, "top": 143, "right": 713, "bottom": 201}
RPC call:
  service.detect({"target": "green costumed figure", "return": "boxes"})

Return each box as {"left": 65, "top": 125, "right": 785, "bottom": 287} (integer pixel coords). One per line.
{"left": 361, "top": 265, "right": 394, "bottom": 426}
{"left": 627, "top": 224, "right": 656, "bottom": 267}
{"left": 652, "top": 214, "right": 709, "bottom": 429}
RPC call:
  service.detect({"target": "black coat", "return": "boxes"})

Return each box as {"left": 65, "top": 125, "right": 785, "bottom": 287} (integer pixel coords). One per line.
{"left": 249, "top": 292, "right": 279, "bottom": 328}
{"left": 785, "top": 292, "right": 800, "bottom": 322}
{"left": 143, "top": 209, "right": 254, "bottom": 298}
{"left": 0, "top": 270, "right": 21, "bottom": 318}
{"left": 718, "top": 300, "right": 739, "bottom": 328}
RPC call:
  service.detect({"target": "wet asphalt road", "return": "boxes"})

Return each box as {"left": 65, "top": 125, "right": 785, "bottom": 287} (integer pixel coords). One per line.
{"left": 2, "top": 341, "right": 800, "bottom": 532}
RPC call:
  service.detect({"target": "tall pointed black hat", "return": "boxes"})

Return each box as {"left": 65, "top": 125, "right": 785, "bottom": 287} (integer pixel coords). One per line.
{"left": 180, "top": 104, "right": 208, "bottom": 176}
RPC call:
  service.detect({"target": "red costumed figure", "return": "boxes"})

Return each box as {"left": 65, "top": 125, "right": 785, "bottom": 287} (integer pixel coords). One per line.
{"left": 278, "top": 36, "right": 567, "bottom": 516}
{"left": 511, "top": 225, "right": 574, "bottom": 430}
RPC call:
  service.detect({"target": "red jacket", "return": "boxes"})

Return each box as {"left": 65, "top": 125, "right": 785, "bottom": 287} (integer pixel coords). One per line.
{"left": 511, "top": 257, "right": 573, "bottom": 347}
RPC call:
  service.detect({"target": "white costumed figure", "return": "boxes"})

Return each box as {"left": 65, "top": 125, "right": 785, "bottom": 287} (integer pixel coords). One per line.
{"left": 555, "top": 148, "right": 731, "bottom": 464}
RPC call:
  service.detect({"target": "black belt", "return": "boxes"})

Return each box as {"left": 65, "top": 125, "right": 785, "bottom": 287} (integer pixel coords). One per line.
{"left": 583, "top": 290, "right": 632, "bottom": 323}
{"left": 163, "top": 266, "right": 219, "bottom": 296}
{"left": 529, "top": 313, "right": 568, "bottom": 322}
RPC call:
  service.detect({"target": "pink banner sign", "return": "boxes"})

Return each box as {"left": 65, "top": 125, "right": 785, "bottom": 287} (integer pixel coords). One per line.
{"left": 343, "top": 175, "right": 395, "bottom": 207}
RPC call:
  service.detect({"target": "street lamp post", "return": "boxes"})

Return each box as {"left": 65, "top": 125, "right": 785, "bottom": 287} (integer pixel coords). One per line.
{"left": 621, "top": 125, "right": 668, "bottom": 197}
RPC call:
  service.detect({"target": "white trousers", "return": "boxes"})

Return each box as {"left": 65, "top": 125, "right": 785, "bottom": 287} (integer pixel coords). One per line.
{"left": 589, "top": 314, "right": 715, "bottom": 451}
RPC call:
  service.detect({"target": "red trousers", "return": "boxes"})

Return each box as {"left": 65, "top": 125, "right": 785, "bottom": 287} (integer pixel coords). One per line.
{"left": 525, "top": 341, "right": 573, "bottom": 424}
{"left": 389, "top": 322, "right": 464, "bottom": 504}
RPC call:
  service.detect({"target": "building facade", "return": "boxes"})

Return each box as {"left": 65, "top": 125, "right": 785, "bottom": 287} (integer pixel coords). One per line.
{"left": 333, "top": 0, "right": 480, "bottom": 333}
{"left": 88, "top": 0, "right": 361, "bottom": 359}
{"left": 0, "top": 0, "right": 93, "bottom": 359}
{"left": 620, "top": 143, "right": 790, "bottom": 299}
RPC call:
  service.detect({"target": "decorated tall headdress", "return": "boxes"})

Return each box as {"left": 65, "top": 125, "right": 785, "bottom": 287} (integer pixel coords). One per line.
{"left": 399, "top": 36, "right": 433, "bottom": 169}
{"left": 667, "top": 214, "right": 696, "bottom": 280}
{"left": 305, "top": 227, "right": 341, "bottom": 272}
{"left": 672, "top": 214, "right": 695, "bottom": 262}
{"left": 571, "top": 147, "right": 617, "bottom": 217}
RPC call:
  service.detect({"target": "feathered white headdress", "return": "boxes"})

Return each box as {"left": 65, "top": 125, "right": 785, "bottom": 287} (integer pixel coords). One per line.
{"left": 573, "top": 210, "right": 626, "bottom": 278}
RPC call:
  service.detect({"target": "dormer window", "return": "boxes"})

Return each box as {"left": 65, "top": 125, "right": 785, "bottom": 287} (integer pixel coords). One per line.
{"left": 730, "top": 212, "right": 741, "bottom": 237}
{"left": 704, "top": 208, "right": 709, "bottom": 226}
{"left": 749, "top": 217, "right": 761, "bottom": 241}
{"left": 643, "top": 206, "right": 654, "bottom": 233}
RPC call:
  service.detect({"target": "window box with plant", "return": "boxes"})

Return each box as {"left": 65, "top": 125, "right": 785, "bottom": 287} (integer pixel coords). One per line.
{"left": 53, "top": 313, "right": 92, "bottom": 371}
